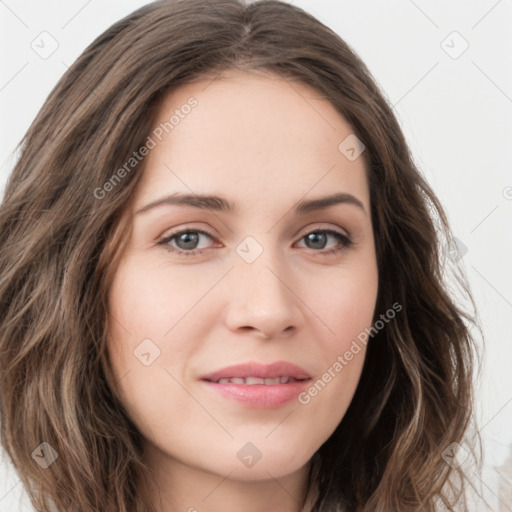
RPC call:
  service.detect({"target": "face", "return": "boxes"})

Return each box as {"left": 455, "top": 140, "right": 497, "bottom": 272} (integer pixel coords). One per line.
{"left": 107, "top": 70, "right": 378, "bottom": 484}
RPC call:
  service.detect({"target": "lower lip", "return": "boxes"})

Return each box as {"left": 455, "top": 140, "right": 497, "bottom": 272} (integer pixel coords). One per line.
{"left": 200, "top": 379, "right": 311, "bottom": 409}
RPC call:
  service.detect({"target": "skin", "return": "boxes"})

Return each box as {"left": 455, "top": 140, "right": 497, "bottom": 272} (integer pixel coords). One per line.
{"left": 107, "top": 69, "right": 379, "bottom": 512}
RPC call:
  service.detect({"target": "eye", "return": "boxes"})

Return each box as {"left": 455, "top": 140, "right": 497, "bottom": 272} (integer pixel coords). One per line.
{"left": 157, "top": 227, "right": 353, "bottom": 257}
{"left": 296, "top": 229, "right": 353, "bottom": 255}
{"left": 158, "top": 228, "right": 217, "bottom": 256}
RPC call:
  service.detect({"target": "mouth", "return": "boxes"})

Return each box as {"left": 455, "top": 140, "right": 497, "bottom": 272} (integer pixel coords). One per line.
{"left": 200, "top": 360, "right": 311, "bottom": 382}
{"left": 204, "top": 376, "right": 306, "bottom": 385}
{"left": 199, "top": 361, "right": 311, "bottom": 408}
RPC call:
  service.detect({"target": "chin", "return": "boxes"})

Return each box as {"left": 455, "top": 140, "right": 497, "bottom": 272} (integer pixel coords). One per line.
{"left": 213, "top": 439, "right": 314, "bottom": 481}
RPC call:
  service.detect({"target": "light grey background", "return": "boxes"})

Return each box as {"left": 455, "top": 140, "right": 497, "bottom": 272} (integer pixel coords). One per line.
{"left": 1, "top": 1, "right": 511, "bottom": 510}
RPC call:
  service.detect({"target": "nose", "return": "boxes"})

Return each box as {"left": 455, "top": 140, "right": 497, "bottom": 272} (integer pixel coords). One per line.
{"left": 223, "top": 248, "right": 304, "bottom": 340}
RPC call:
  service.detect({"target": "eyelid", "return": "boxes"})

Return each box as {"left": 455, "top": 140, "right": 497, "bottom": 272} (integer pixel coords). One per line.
{"left": 158, "top": 225, "right": 218, "bottom": 244}
{"left": 295, "top": 223, "right": 350, "bottom": 240}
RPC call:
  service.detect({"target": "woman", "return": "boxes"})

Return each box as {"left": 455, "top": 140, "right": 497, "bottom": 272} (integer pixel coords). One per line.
{"left": 0, "top": 0, "right": 485, "bottom": 510}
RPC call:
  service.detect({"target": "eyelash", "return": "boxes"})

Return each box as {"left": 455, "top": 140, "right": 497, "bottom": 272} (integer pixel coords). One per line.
{"left": 157, "top": 227, "right": 353, "bottom": 257}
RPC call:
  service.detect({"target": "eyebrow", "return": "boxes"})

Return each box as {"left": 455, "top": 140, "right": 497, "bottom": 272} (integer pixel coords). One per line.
{"left": 135, "top": 192, "right": 366, "bottom": 216}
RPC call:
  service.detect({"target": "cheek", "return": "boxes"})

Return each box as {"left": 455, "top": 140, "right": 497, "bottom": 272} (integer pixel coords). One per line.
{"left": 308, "top": 259, "right": 379, "bottom": 349}
{"left": 107, "top": 256, "right": 212, "bottom": 337}
{"left": 297, "top": 258, "right": 378, "bottom": 415}
{"left": 296, "top": 282, "right": 376, "bottom": 438}
{"left": 105, "top": 256, "right": 220, "bottom": 414}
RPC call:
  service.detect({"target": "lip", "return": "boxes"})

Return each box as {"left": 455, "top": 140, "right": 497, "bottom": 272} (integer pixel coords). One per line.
{"left": 200, "top": 361, "right": 311, "bottom": 381}
{"left": 200, "top": 361, "right": 311, "bottom": 409}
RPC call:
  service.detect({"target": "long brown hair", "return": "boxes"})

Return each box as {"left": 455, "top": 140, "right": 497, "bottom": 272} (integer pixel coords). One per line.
{"left": 0, "top": 0, "right": 485, "bottom": 510}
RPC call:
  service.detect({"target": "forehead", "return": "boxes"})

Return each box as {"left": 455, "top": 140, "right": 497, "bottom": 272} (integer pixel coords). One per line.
{"left": 132, "top": 70, "right": 369, "bottom": 212}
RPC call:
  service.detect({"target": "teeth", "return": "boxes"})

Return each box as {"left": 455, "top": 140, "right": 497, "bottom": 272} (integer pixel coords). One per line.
{"left": 229, "top": 377, "right": 245, "bottom": 384}
{"left": 243, "top": 377, "right": 264, "bottom": 385}
{"left": 216, "top": 376, "right": 298, "bottom": 385}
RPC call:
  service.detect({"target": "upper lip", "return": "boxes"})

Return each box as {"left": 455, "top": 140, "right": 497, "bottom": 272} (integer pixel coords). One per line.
{"left": 200, "top": 361, "right": 311, "bottom": 382}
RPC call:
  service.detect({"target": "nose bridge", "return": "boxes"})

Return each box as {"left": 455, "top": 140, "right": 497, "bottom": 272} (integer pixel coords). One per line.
{"left": 224, "top": 235, "right": 303, "bottom": 337}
